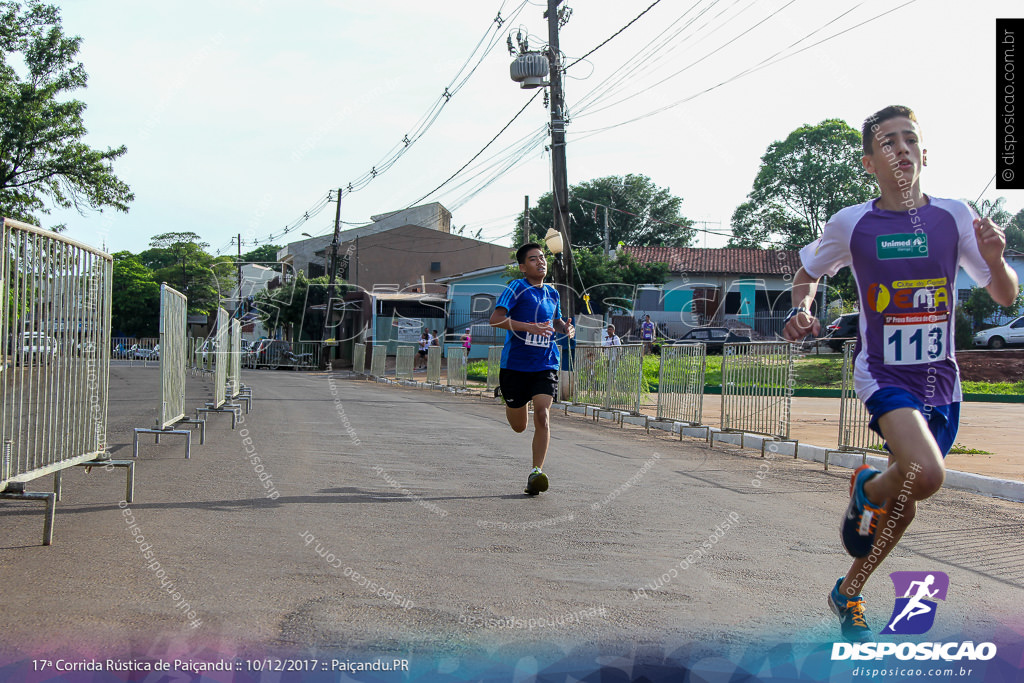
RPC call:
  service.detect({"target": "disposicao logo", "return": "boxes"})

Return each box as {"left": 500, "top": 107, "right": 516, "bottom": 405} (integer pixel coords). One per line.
{"left": 831, "top": 570, "right": 997, "bottom": 662}
{"left": 881, "top": 571, "right": 947, "bottom": 635}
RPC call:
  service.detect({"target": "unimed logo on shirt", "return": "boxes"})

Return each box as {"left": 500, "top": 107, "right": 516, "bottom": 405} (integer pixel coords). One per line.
{"left": 877, "top": 233, "right": 928, "bottom": 259}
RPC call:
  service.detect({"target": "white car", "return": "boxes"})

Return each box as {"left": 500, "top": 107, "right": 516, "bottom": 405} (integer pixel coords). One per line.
{"left": 16, "top": 332, "right": 58, "bottom": 365}
{"left": 973, "top": 316, "right": 1024, "bottom": 349}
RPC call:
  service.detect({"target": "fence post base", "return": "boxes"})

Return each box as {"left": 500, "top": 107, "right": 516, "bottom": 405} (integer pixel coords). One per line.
{"left": 133, "top": 428, "right": 192, "bottom": 459}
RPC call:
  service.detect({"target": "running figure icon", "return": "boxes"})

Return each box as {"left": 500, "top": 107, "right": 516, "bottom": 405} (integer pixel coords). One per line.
{"left": 886, "top": 574, "right": 938, "bottom": 631}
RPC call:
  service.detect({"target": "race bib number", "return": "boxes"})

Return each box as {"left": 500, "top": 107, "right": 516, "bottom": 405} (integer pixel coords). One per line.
{"left": 525, "top": 332, "right": 551, "bottom": 348}
{"left": 883, "top": 312, "right": 947, "bottom": 365}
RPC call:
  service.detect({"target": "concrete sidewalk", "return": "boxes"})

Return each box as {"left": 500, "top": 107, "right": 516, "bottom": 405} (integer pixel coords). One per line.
{"left": 1, "top": 367, "right": 1022, "bottom": 679}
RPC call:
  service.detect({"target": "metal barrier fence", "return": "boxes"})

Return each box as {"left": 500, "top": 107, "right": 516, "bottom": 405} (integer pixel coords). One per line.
{"left": 656, "top": 343, "right": 706, "bottom": 425}
{"left": 573, "top": 344, "right": 644, "bottom": 413}
{"left": 133, "top": 284, "right": 200, "bottom": 458}
{"left": 829, "top": 339, "right": 881, "bottom": 467}
{"left": 252, "top": 340, "right": 318, "bottom": 370}
{"left": 486, "top": 346, "right": 501, "bottom": 391}
{"left": 426, "top": 346, "right": 441, "bottom": 384}
{"left": 718, "top": 342, "right": 795, "bottom": 448}
{"left": 369, "top": 345, "right": 386, "bottom": 378}
{"left": 158, "top": 285, "right": 187, "bottom": 427}
{"left": 112, "top": 336, "right": 159, "bottom": 364}
{"left": 213, "top": 309, "right": 228, "bottom": 408}
{"left": 446, "top": 346, "right": 467, "bottom": 388}
{"left": 0, "top": 218, "right": 135, "bottom": 544}
{"left": 395, "top": 345, "right": 415, "bottom": 381}
{"left": 353, "top": 343, "right": 366, "bottom": 375}
{"left": 228, "top": 319, "right": 242, "bottom": 398}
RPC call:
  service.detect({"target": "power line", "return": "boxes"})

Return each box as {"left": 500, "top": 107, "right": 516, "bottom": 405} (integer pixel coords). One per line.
{"left": 235, "top": 0, "right": 530, "bottom": 252}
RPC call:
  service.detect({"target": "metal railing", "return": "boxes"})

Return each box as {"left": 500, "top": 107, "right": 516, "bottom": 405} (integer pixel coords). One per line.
{"left": 831, "top": 339, "right": 882, "bottom": 466}
{"left": 228, "top": 319, "right": 242, "bottom": 399}
{"left": 112, "top": 336, "right": 160, "bottom": 364}
{"left": 353, "top": 343, "right": 366, "bottom": 375}
{"left": 573, "top": 344, "right": 644, "bottom": 413}
{"left": 1, "top": 217, "right": 113, "bottom": 488}
{"left": 656, "top": 343, "right": 706, "bottom": 425}
{"left": 718, "top": 342, "right": 794, "bottom": 444}
{"left": 369, "top": 345, "right": 386, "bottom": 378}
{"left": 133, "top": 284, "right": 200, "bottom": 458}
{"left": 395, "top": 344, "right": 415, "bottom": 381}
{"left": 426, "top": 345, "right": 441, "bottom": 384}
{"left": 0, "top": 218, "right": 137, "bottom": 544}
{"left": 446, "top": 346, "right": 467, "bottom": 388}
{"left": 486, "top": 346, "right": 501, "bottom": 391}
{"left": 213, "top": 309, "right": 228, "bottom": 409}
{"left": 158, "top": 285, "right": 187, "bottom": 428}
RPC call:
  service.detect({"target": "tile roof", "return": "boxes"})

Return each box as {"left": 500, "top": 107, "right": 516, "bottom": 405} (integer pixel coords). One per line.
{"left": 622, "top": 246, "right": 802, "bottom": 275}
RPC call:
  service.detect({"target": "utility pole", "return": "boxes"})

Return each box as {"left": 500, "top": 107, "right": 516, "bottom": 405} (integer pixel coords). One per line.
{"left": 545, "top": 0, "right": 573, "bottom": 321}
{"left": 603, "top": 206, "right": 609, "bottom": 257}
{"left": 522, "top": 195, "right": 530, "bottom": 247}
{"left": 321, "top": 188, "right": 343, "bottom": 368}
{"left": 235, "top": 233, "right": 243, "bottom": 318}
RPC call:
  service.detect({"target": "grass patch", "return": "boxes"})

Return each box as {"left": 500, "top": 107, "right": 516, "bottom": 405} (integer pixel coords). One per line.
{"left": 960, "top": 381, "right": 1024, "bottom": 395}
{"left": 793, "top": 357, "right": 845, "bottom": 388}
{"left": 948, "top": 443, "right": 992, "bottom": 455}
{"left": 466, "top": 360, "right": 487, "bottom": 381}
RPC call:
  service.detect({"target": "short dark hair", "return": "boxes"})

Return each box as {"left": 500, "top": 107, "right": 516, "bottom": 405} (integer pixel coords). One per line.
{"left": 516, "top": 242, "right": 543, "bottom": 264}
{"left": 862, "top": 105, "right": 918, "bottom": 156}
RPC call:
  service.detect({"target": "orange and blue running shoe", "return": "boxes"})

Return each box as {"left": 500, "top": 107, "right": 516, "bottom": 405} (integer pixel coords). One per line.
{"left": 841, "top": 465, "right": 887, "bottom": 558}
{"left": 829, "top": 578, "right": 874, "bottom": 642}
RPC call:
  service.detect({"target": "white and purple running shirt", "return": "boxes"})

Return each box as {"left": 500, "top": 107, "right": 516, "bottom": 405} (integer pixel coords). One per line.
{"left": 799, "top": 197, "right": 992, "bottom": 406}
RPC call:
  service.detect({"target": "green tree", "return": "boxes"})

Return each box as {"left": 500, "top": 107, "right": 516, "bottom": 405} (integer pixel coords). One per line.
{"left": 572, "top": 248, "right": 670, "bottom": 315}
{"left": 503, "top": 246, "right": 670, "bottom": 316}
{"left": 967, "top": 196, "right": 1013, "bottom": 227}
{"left": 519, "top": 174, "right": 694, "bottom": 249}
{"left": 110, "top": 251, "right": 159, "bottom": 336}
{"left": 139, "top": 232, "right": 236, "bottom": 315}
{"left": 0, "top": 0, "right": 133, "bottom": 227}
{"left": 1010, "top": 208, "right": 1024, "bottom": 253}
{"left": 254, "top": 273, "right": 355, "bottom": 340}
{"left": 238, "top": 243, "right": 282, "bottom": 271}
{"left": 961, "top": 285, "right": 1024, "bottom": 329}
{"left": 728, "top": 119, "right": 875, "bottom": 249}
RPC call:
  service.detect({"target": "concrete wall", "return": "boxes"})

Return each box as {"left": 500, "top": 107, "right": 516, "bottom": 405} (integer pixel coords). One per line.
{"left": 277, "top": 202, "right": 453, "bottom": 278}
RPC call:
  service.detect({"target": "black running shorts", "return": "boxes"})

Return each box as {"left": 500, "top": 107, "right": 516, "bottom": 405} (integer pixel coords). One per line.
{"left": 498, "top": 368, "right": 558, "bottom": 409}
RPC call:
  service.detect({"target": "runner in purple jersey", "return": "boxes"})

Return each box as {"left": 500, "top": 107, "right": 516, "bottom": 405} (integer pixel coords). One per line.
{"left": 783, "top": 105, "right": 1019, "bottom": 643}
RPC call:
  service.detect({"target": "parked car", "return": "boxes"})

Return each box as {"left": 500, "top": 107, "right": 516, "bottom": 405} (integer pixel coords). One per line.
{"left": 824, "top": 312, "right": 859, "bottom": 351}
{"left": 15, "top": 332, "right": 58, "bottom": 365}
{"left": 973, "top": 316, "right": 1024, "bottom": 349}
{"left": 131, "top": 343, "right": 159, "bottom": 360}
{"left": 662, "top": 327, "right": 752, "bottom": 354}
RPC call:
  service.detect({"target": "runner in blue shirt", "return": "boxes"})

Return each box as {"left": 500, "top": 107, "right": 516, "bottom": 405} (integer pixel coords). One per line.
{"left": 784, "top": 105, "right": 1018, "bottom": 642}
{"left": 489, "top": 242, "right": 575, "bottom": 495}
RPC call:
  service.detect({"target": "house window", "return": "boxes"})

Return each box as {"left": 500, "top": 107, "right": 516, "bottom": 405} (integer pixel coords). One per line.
{"left": 307, "top": 262, "right": 325, "bottom": 278}
{"left": 431, "top": 261, "right": 441, "bottom": 272}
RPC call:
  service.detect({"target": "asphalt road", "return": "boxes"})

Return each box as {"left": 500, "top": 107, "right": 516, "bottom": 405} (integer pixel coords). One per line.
{"left": 1, "top": 366, "right": 1023, "bottom": 679}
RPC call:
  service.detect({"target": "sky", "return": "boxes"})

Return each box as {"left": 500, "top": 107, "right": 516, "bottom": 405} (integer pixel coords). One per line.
{"left": 45, "top": 0, "right": 1024, "bottom": 258}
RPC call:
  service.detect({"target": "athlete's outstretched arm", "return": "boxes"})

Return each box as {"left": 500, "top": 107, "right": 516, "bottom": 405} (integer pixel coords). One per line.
{"left": 974, "top": 218, "right": 1019, "bottom": 307}
{"left": 782, "top": 267, "right": 822, "bottom": 341}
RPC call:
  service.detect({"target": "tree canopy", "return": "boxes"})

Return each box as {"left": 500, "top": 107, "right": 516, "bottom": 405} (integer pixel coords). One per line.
{"left": 111, "top": 251, "right": 159, "bottom": 337}
{"left": 519, "top": 174, "right": 694, "bottom": 249}
{"left": 0, "top": 0, "right": 133, "bottom": 227}
{"left": 238, "top": 243, "right": 283, "bottom": 270}
{"left": 138, "top": 232, "right": 237, "bottom": 315}
{"left": 728, "top": 119, "right": 875, "bottom": 249}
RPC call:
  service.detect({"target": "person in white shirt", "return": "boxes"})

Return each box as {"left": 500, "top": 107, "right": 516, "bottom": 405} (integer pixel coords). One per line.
{"left": 602, "top": 324, "right": 621, "bottom": 346}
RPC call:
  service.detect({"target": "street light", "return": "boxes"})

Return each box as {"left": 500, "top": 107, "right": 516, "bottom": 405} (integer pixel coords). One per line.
{"left": 543, "top": 227, "right": 563, "bottom": 256}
